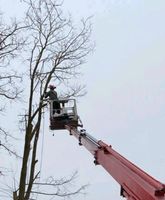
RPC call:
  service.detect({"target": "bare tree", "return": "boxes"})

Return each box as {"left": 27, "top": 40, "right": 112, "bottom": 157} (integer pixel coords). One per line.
{"left": 0, "top": 13, "right": 25, "bottom": 161}
{"left": 13, "top": 0, "right": 93, "bottom": 199}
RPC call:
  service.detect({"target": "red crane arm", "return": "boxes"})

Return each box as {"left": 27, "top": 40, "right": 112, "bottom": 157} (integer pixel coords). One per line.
{"left": 65, "top": 125, "right": 165, "bottom": 200}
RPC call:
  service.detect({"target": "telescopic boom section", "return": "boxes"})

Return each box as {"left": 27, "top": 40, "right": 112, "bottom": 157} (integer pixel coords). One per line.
{"left": 65, "top": 125, "right": 165, "bottom": 200}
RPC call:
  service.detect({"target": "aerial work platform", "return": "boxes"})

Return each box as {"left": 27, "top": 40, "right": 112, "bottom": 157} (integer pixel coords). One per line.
{"left": 49, "top": 98, "right": 79, "bottom": 130}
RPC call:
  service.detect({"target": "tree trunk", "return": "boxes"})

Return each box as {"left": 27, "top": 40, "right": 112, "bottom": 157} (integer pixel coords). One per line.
{"left": 18, "top": 125, "right": 32, "bottom": 200}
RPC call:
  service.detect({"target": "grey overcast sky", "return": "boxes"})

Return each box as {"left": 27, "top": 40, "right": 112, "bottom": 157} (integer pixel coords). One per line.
{"left": 0, "top": 1, "right": 165, "bottom": 200}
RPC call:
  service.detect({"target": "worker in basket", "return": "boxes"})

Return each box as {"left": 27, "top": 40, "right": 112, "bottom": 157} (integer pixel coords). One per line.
{"left": 44, "top": 84, "right": 61, "bottom": 114}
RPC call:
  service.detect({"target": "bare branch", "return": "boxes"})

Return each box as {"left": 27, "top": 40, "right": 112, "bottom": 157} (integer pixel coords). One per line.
{"left": 0, "top": 141, "right": 22, "bottom": 159}
{"left": 31, "top": 185, "right": 87, "bottom": 197}
{"left": 0, "top": 18, "right": 26, "bottom": 67}
{"left": 30, "top": 172, "right": 88, "bottom": 198}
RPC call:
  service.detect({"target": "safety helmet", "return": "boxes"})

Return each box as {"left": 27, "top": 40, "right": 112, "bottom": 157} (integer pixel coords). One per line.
{"left": 48, "top": 84, "right": 56, "bottom": 89}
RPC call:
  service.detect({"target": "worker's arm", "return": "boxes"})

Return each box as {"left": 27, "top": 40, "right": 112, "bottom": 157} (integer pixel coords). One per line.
{"left": 44, "top": 91, "right": 50, "bottom": 98}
